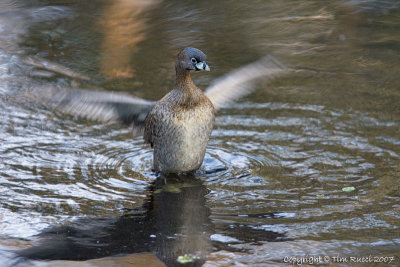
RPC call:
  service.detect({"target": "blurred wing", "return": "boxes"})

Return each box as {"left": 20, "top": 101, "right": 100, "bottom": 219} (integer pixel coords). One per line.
{"left": 204, "top": 55, "right": 288, "bottom": 109}
{"left": 30, "top": 86, "right": 155, "bottom": 134}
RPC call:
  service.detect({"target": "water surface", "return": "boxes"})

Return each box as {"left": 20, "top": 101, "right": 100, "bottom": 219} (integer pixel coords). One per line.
{"left": 0, "top": 0, "right": 399, "bottom": 266}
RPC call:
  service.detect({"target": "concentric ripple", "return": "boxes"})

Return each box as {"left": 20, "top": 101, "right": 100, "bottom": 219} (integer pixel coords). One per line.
{"left": 205, "top": 101, "right": 400, "bottom": 255}
{"left": 1, "top": 1, "right": 400, "bottom": 265}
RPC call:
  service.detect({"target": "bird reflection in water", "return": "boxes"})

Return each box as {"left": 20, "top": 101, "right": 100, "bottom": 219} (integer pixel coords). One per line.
{"left": 18, "top": 174, "right": 212, "bottom": 266}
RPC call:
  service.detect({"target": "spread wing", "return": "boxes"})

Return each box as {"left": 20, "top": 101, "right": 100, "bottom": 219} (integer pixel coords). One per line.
{"left": 29, "top": 86, "right": 155, "bottom": 134}
{"left": 25, "top": 55, "right": 287, "bottom": 136}
{"left": 204, "top": 55, "right": 288, "bottom": 109}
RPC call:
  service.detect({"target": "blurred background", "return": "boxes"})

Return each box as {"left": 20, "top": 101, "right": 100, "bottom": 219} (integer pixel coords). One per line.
{"left": 0, "top": 0, "right": 399, "bottom": 266}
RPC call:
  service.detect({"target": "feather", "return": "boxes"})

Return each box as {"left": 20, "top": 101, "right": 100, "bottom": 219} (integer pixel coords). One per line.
{"left": 204, "top": 55, "right": 288, "bottom": 109}
{"left": 27, "top": 55, "right": 287, "bottom": 135}
{"left": 30, "top": 86, "right": 154, "bottom": 135}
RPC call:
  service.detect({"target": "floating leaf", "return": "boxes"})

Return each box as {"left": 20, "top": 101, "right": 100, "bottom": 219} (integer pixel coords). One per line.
{"left": 342, "top": 186, "right": 355, "bottom": 192}
{"left": 316, "top": 194, "right": 324, "bottom": 198}
{"left": 177, "top": 254, "right": 196, "bottom": 264}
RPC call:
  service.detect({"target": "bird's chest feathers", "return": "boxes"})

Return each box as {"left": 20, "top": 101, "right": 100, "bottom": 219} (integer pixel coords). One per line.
{"left": 172, "top": 106, "right": 213, "bottom": 143}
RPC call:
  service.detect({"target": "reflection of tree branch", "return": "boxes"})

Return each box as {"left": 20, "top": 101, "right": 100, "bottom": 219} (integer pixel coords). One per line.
{"left": 22, "top": 56, "right": 90, "bottom": 80}
{"left": 100, "top": 0, "right": 161, "bottom": 78}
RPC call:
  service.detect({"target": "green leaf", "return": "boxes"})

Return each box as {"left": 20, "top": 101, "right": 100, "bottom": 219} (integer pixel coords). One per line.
{"left": 177, "top": 254, "right": 196, "bottom": 264}
{"left": 342, "top": 186, "right": 355, "bottom": 192}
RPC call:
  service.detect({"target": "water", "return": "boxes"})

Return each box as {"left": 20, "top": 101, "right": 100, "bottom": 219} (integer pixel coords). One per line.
{"left": 0, "top": 0, "right": 400, "bottom": 266}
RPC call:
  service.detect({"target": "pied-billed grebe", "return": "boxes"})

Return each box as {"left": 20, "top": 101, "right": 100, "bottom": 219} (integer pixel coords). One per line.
{"left": 30, "top": 47, "right": 287, "bottom": 174}
{"left": 144, "top": 47, "right": 214, "bottom": 173}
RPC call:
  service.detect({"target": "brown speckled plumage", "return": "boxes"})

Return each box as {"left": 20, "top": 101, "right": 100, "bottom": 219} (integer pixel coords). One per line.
{"left": 144, "top": 48, "right": 214, "bottom": 174}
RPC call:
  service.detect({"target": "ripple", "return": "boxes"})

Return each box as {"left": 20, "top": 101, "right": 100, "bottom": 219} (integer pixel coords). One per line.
{"left": 202, "top": 146, "right": 268, "bottom": 186}
{"left": 1, "top": 0, "right": 400, "bottom": 264}
{"left": 0, "top": 104, "right": 156, "bottom": 237}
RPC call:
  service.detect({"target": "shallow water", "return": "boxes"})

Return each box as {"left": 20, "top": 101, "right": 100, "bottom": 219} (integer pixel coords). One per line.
{"left": 0, "top": 0, "right": 400, "bottom": 266}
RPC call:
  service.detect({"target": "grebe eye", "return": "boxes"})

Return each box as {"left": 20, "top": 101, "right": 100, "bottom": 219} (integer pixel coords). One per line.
{"left": 191, "top": 58, "right": 197, "bottom": 63}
